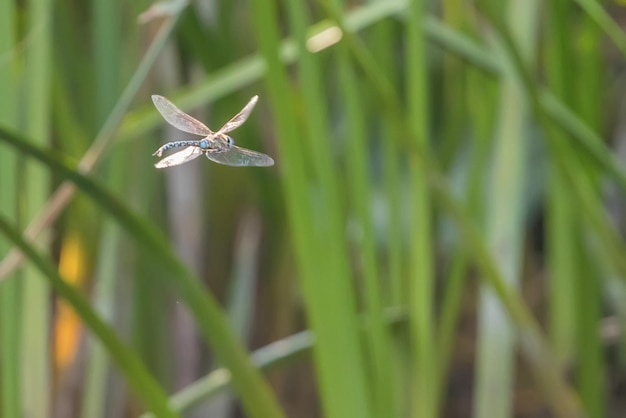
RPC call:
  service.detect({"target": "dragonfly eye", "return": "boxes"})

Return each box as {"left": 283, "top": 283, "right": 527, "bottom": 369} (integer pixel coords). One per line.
{"left": 199, "top": 139, "right": 209, "bottom": 149}
{"left": 226, "top": 136, "right": 234, "bottom": 147}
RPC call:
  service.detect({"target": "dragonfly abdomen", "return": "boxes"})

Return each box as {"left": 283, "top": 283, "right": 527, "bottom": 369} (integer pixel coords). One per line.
{"left": 152, "top": 140, "right": 201, "bottom": 157}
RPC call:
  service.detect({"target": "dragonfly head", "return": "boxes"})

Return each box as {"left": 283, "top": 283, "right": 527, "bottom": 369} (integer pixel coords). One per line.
{"left": 199, "top": 139, "right": 209, "bottom": 149}
{"left": 225, "top": 136, "right": 234, "bottom": 147}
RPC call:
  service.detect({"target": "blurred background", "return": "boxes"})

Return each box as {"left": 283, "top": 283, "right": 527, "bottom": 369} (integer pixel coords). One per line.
{"left": 1, "top": 0, "right": 626, "bottom": 417}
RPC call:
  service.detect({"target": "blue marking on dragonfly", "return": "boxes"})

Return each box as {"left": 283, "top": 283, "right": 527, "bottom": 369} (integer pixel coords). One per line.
{"left": 151, "top": 95, "right": 274, "bottom": 168}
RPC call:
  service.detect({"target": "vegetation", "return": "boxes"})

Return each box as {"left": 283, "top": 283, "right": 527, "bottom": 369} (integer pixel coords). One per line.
{"left": 1, "top": 0, "right": 625, "bottom": 417}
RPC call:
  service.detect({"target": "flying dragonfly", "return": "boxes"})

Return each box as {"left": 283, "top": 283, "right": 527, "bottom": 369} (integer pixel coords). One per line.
{"left": 151, "top": 95, "right": 274, "bottom": 168}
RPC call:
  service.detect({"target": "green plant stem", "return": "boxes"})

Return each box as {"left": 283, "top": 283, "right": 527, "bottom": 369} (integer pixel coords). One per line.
{"left": 0, "top": 126, "right": 285, "bottom": 418}
{"left": 0, "top": 1, "right": 20, "bottom": 417}
{"left": 405, "top": 1, "right": 436, "bottom": 417}
{"left": 21, "top": 0, "right": 53, "bottom": 415}
{"left": 0, "top": 12, "right": 182, "bottom": 281}
{"left": 0, "top": 214, "right": 179, "bottom": 418}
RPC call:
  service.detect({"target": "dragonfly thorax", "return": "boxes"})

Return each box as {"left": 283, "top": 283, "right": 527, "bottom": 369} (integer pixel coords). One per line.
{"left": 200, "top": 136, "right": 228, "bottom": 152}
{"left": 207, "top": 133, "right": 235, "bottom": 152}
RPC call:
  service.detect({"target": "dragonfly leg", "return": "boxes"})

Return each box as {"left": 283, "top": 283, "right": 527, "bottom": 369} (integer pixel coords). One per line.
{"left": 152, "top": 140, "right": 200, "bottom": 157}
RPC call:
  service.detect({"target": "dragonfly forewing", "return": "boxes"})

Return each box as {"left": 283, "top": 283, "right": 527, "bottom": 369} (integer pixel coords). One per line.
{"left": 205, "top": 145, "right": 274, "bottom": 167}
{"left": 154, "top": 146, "right": 203, "bottom": 168}
{"left": 218, "top": 95, "right": 258, "bottom": 134}
{"left": 152, "top": 95, "right": 213, "bottom": 136}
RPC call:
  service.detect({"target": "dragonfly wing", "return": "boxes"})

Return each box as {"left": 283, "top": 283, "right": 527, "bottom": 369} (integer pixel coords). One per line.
{"left": 152, "top": 95, "right": 213, "bottom": 136}
{"left": 218, "top": 96, "right": 258, "bottom": 134}
{"left": 154, "top": 146, "right": 203, "bottom": 168}
{"left": 205, "top": 145, "right": 274, "bottom": 167}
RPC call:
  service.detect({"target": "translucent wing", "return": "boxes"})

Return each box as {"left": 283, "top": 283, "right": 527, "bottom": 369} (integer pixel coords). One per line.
{"left": 218, "top": 96, "right": 258, "bottom": 134}
{"left": 154, "top": 146, "right": 203, "bottom": 168}
{"left": 152, "top": 95, "right": 212, "bottom": 136}
{"left": 205, "top": 145, "right": 274, "bottom": 167}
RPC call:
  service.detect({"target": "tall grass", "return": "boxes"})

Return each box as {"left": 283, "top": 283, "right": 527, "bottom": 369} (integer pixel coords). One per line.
{"left": 21, "top": 0, "right": 53, "bottom": 416}
{"left": 474, "top": 1, "right": 538, "bottom": 417}
{"left": 0, "top": 1, "right": 20, "bottom": 417}
{"left": 1, "top": 1, "right": 626, "bottom": 417}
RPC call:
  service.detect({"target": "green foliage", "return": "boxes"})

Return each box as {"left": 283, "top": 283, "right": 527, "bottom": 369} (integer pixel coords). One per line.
{"left": 0, "top": 1, "right": 625, "bottom": 417}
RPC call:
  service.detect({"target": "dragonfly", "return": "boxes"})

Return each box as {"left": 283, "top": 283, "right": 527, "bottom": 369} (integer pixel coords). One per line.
{"left": 151, "top": 94, "right": 274, "bottom": 168}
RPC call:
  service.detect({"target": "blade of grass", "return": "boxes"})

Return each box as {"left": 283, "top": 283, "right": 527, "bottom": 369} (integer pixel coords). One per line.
{"left": 0, "top": 11, "right": 183, "bottom": 280}
{"left": 140, "top": 309, "right": 407, "bottom": 418}
{"left": 437, "top": 55, "right": 497, "bottom": 411}
{"left": 81, "top": 218, "right": 123, "bottom": 418}
{"left": 326, "top": 5, "right": 583, "bottom": 414}
{"left": 439, "top": 0, "right": 469, "bottom": 167}
{"left": 569, "top": 6, "right": 605, "bottom": 417}
{"left": 0, "top": 214, "right": 179, "bottom": 418}
{"left": 288, "top": 0, "right": 392, "bottom": 415}
{"left": 369, "top": 19, "right": 404, "bottom": 309}
{"left": 52, "top": 2, "right": 626, "bottom": 206}
{"left": 251, "top": 0, "right": 374, "bottom": 416}
{"left": 79, "top": 0, "right": 124, "bottom": 413}
{"left": 474, "top": 4, "right": 626, "bottom": 415}
{"left": 0, "top": 126, "right": 285, "bottom": 418}
{"left": 333, "top": 3, "right": 397, "bottom": 415}
{"left": 572, "top": 0, "right": 626, "bottom": 58}
{"left": 425, "top": 14, "right": 626, "bottom": 274}
{"left": 576, "top": 241, "right": 605, "bottom": 418}
{"left": 435, "top": 251, "right": 467, "bottom": 403}
{"left": 474, "top": 2, "right": 539, "bottom": 417}
{"left": 92, "top": 0, "right": 121, "bottom": 122}
{"left": 405, "top": 1, "right": 436, "bottom": 417}
{"left": 427, "top": 165, "right": 584, "bottom": 417}
{"left": 140, "top": 331, "right": 313, "bottom": 418}
{"left": 116, "top": 0, "right": 413, "bottom": 144}
{"left": 545, "top": 0, "right": 578, "bottom": 369}
{"left": 0, "top": 1, "right": 20, "bottom": 416}
{"left": 326, "top": 2, "right": 583, "bottom": 415}
{"left": 227, "top": 211, "right": 262, "bottom": 343}
{"left": 21, "top": 0, "right": 54, "bottom": 415}
{"left": 437, "top": 141, "right": 493, "bottom": 407}
{"left": 9, "top": 1, "right": 624, "bottom": 288}
{"left": 479, "top": 0, "right": 626, "bottom": 291}
{"left": 208, "top": 212, "right": 263, "bottom": 416}
{"left": 422, "top": 18, "right": 626, "bottom": 193}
